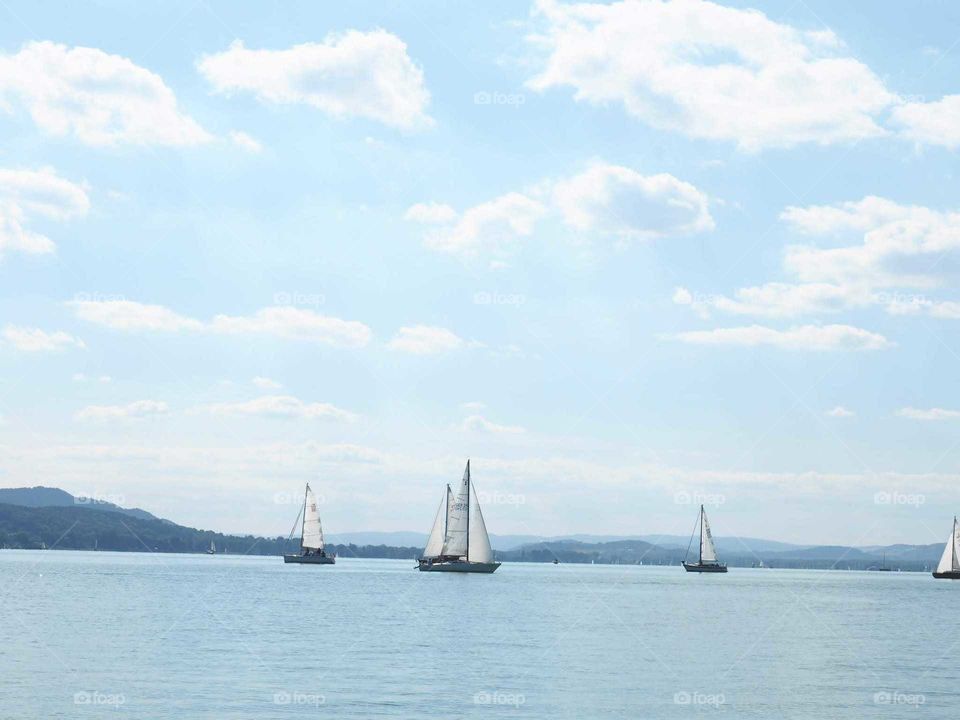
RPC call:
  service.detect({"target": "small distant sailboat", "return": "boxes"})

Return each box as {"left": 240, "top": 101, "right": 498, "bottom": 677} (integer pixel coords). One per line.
{"left": 932, "top": 516, "right": 960, "bottom": 580}
{"left": 206, "top": 540, "right": 216, "bottom": 555}
{"left": 682, "top": 505, "right": 727, "bottom": 573}
{"left": 283, "top": 483, "right": 335, "bottom": 565}
{"left": 418, "top": 460, "right": 500, "bottom": 573}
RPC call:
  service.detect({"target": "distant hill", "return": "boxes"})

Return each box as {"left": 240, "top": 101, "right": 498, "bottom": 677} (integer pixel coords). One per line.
{"left": 0, "top": 486, "right": 158, "bottom": 522}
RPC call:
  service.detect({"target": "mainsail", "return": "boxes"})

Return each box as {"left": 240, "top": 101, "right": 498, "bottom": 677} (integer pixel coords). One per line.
{"left": 301, "top": 484, "right": 325, "bottom": 551}
{"left": 700, "top": 507, "right": 718, "bottom": 564}
{"left": 441, "top": 468, "right": 470, "bottom": 557}
{"left": 936, "top": 517, "right": 960, "bottom": 574}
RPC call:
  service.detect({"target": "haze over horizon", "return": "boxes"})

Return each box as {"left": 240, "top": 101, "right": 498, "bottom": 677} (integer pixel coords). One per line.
{"left": 2, "top": 0, "right": 960, "bottom": 547}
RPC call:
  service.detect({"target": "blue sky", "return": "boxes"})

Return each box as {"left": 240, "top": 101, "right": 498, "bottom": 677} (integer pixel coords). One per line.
{"left": 2, "top": 0, "right": 960, "bottom": 545}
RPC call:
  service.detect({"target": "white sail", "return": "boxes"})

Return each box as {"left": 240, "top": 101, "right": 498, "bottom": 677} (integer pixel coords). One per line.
{"left": 700, "top": 508, "right": 718, "bottom": 563}
{"left": 422, "top": 492, "right": 447, "bottom": 558}
{"left": 442, "top": 468, "right": 470, "bottom": 557}
{"left": 301, "top": 484, "right": 325, "bottom": 551}
{"left": 936, "top": 518, "right": 959, "bottom": 573}
{"left": 467, "top": 480, "right": 494, "bottom": 563}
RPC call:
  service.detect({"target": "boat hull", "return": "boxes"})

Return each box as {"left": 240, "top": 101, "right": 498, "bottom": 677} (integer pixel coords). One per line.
{"left": 683, "top": 562, "right": 727, "bottom": 573}
{"left": 932, "top": 570, "right": 960, "bottom": 579}
{"left": 418, "top": 559, "right": 500, "bottom": 573}
{"left": 284, "top": 553, "right": 336, "bottom": 565}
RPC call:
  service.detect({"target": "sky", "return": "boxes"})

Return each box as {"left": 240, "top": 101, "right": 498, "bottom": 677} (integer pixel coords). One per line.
{"left": 2, "top": 0, "right": 960, "bottom": 546}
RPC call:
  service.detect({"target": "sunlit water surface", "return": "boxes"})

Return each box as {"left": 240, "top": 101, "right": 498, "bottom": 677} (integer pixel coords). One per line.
{"left": 2, "top": 551, "right": 957, "bottom": 718}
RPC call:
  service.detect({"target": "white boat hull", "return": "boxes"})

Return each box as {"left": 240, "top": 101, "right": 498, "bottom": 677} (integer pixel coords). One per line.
{"left": 418, "top": 559, "right": 499, "bottom": 573}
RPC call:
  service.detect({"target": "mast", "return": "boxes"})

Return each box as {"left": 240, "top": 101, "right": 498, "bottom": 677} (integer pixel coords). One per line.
{"left": 445, "top": 485, "right": 451, "bottom": 540}
{"left": 300, "top": 483, "right": 309, "bottom": 550}
{"left": 465, "top": 460, "right": 471, "bottom": 562}
{"left": 699, "top": 505, "right": 704, "bottom": 564}
{"left": 954, "top": 516, "right": 958, "bottom": 570}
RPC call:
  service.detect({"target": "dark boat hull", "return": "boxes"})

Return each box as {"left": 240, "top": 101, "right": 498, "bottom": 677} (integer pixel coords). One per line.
{"left": 683, "top": 562, "right": 727, "bottom": 573}
{"left": 418, "top": 559, "right": 500, "bottom": 573}
{"left": 284, "top": 553, "right": 335, "bottom": 565}
{"left": 932, "top": 570, "right": 960, "bottom": 579}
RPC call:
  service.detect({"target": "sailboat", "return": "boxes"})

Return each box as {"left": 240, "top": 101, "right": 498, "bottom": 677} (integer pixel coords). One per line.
{"left": 418, "top": 460, "right": 500, "bottom": 573}
{"left": 682, "top": 504, "right": 727, "bottom": 573}
{"left": 932, "top": 516, "right": 960, "bottom": 579}
{"left": 206, "top": 540, "right": 216, "bottom": 555}
{"left": 283, "top": 483, "right": 335, "bottom": 565}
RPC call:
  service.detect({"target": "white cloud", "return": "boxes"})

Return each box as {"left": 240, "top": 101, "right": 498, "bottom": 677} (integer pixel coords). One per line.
{"left": 197, "top": 33, "right": 432, "bottom": 130}
{"left": 388, "top": 325, "right": 464, "bottom": 355}
{"left": 0, "top": 41, "right": 210, "bottom": 146}
{"left": 252, "top": 376, "right": 282, "bottom": 390}
{"left": 673, "top": 324, "right": 890, "bottom": 351}
{"left": 826, "top": 406, "right": 855, "bottom": 418}
{"left": 896, "top": 407, "right": 960, "bottom": 421}
{"left": 229, "top": 130, "right": 262, "bottom": 153}
{"left": 552, "top": 164, "right": 714, "bottom": 238}
{"left": 674, "top": 282, "right": 871, "bottom": 319}
{"left": 68, "top": 300, "right": 203, "bottom": 332}
{"left": 76, "top": 400, "right": 169, "bottom": 422}
{"left": 408, "top": 163, "right": 711, "bottom": 262}
{"left": 781, "top": 197, "right": 960, "bottom": 289}
{"left": 413, "top": 192, "right": 546, "bottom": 260}
{"left": 891, "top": 95, "right": 960, "bottom": 149}
{"left": 526, "top": 0, "right": 894, "bottom": 151}
{"left": 198, "top": 395, "right": 358, "bottom": 422}
{"left": 404, "top": 202, "right": 457, "bottom": 224}
{"left": 462, "top": 414, "right": 526, "bottom": 434}
{"left": 886, "top": 297, "right": 960, "bottom": 319}
{"left": 209, "top": 307, "right": 372, "bottom": 348}
{"left": 68, "top": 300, "right": 372, "bottom": 348}
{"left": 73, "top": 373, "right": 112, "bottom": 383}
{"left": 460, "top": 401, "right": 487, "bottom": 412}
{"left": 0, "top": 167, "right": 90, "bottom": 257}
{"left": 3, "top": 325, "right": 85, "bottom": 352}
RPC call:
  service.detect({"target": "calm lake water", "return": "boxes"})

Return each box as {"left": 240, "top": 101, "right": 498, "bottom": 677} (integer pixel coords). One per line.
{"left": 2, "top": 550, "right": 958, "bottom": 718}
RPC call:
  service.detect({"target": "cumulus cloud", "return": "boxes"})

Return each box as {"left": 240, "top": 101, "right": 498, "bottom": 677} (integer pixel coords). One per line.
{"left": 197, "top": 32, "right": 432, "bottom": 130}
{"left": 416, "top": 192, "right": 546, "bottom": 261}
{"left": 826, "top": 406, "right": 855, "bottom": 418}
{"left": 387, "top": 325, "right": 464, "bottom": 354}
{"left": 673, "top": 324, "right": 890, "bottom": 351}
{"left": 68, "top": 300, "right": 203, "bottom": 332}
{"left": 552, "top": 164, "right": 714, "bottom": 238}
{"left": 198, "top": 395, "right": 358, "bottom": 422}
{"left": 76, "top": 400, "right": 169, "bottom": 422}
{"left": 3, "top": 325, "right": 85, "bottom": 352}
{"left": 526, "top": 0, "right": 894, "bottom": 151}
{"left": 252, "top": 376, "right": 282, "bottom": 390}
{"left": 0, "top": 41, "right": 210, "bottom": 146}
{"left": 0, "top": 167, "right": 90, "bottom": 257}
{"left": 673, "top": 282, "right": 871, "bottom": 319}
{"left": 896, "top": 407, "right": 960, "bottom": 421}
{"left": 68, "top": 300, "right": 372, "bottom": 348}
{"left": 406, "top": 163, "right": 711, "bottom": 262}
{"left": 781, "top": 196, "right": 960, "bottom": 289}
{"left": 891, "top": 95, "right": 960, "bottom": 149}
